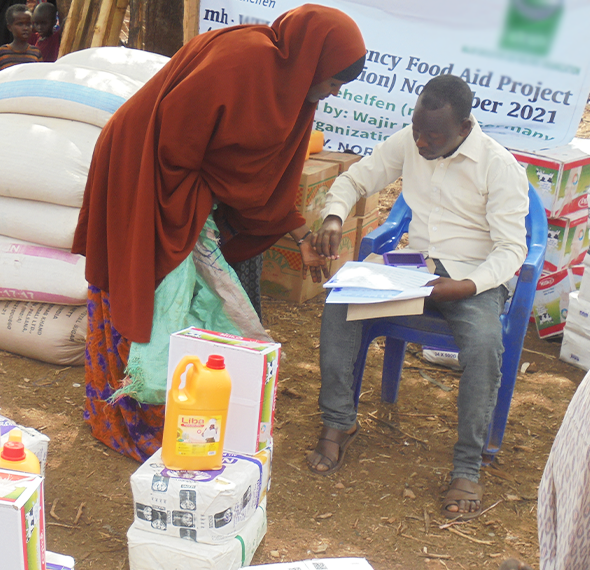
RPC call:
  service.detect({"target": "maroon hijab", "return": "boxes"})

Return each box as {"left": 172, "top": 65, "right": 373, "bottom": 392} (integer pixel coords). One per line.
{"left": 72, "top": 4, "right": 366, "bottom": 342}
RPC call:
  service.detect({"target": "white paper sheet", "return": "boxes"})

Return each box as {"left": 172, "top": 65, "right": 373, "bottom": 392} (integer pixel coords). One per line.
{"left": 324, "top": 261, "right": 437, "bottom": 291}
{"left": 326, "top": 286, "right": 433, "bottom": 304}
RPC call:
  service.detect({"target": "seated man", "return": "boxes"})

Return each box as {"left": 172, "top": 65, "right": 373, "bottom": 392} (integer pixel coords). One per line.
{"left": 307, "top": 74, "right": 529, "bottom": 521}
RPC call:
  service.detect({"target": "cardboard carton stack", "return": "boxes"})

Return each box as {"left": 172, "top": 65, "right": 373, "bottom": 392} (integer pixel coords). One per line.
{"left": 512, "top": 139, "right": 590, "bottom": 338}
{"left": 261, "top": 152, "right": 382, "bottom": 303}
{"left": 128, "top": 327, "right": 280, "bottom": 570}
{"left": 560, "top": 252, "right": 590, "bottom": 370}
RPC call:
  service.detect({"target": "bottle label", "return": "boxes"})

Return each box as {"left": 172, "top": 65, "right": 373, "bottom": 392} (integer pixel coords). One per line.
{"left": 175, "top": 414, "right": 222, "bottom": 456}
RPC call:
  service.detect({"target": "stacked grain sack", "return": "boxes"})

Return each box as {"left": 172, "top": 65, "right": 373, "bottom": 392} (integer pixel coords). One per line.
{"left": 127, "top": 447, "right": 271, "bottom": 570}
{"left": 0, "top": 47, "right": 169, "bottom": 365}
{"left": 560, "top": 250, "right": 590, "bottom": 370}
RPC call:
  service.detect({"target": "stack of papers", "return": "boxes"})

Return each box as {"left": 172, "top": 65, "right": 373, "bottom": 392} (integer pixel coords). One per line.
{"left": 324, "top": 261, "right": 435, "bottom": 304}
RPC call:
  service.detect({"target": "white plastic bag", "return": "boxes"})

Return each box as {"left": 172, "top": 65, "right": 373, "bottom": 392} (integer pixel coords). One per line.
{"left": 59, "top": 46, "right": 169, "bottom": 83}
{"left": 0, "top": 62, "right": 144, "bottom": 127}
{"left": 0, "top": 196, "right": 80, "bottom": 249}
{"left": 0, "top": 113, "right": 100, "bottom": 207}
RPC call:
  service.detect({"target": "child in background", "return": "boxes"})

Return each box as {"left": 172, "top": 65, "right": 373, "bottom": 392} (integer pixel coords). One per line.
{"left": 32, "top": 1, "right": 58, "bottom": 61}
{"left": 0, "top": 4, "right": 41, "bottom": 71}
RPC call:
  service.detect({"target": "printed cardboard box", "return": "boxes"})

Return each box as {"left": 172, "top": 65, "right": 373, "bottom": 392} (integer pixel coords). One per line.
{"left": 560, "top": 327, "right": 590, "bottom": 371}
{"left": 0, "top": 415, "right": 50, "bottom": 475}
{"left": 353, "top": 208, "right": 380, "bottom": 260}
{"left": 511, "top": 138, "right": 590, "bottom": 217}
{"left": 46, "top": 552, "right": 75, "bottom": 570}
{"left": 167, "top": 328, "right": 280, "bottom": 455}
{"left": 563, "top": 207, "right": 589, "bottom": 268}
{"left": 532, "top": 269, "right": 574, "bottom": 338}
{"left": 0, "top": 469, "right": 45, "bottom": 570}
{"left": 249, "top": 558, "right": 375, "bottom": 570}
{"left": 128, "top": 500, "right": 267, "bottom": 570}
{"left": 544, "top": 217, "right": 569, "bottom": 272}
{"left": 130, "top": 447, "right": 271, "bottom": 544}
{"left": 261, "top": 236, "right": 327, "bottom": 303}
{"left": 295, "top": 160, "right": 340, "bottom": 232}
{"left": 563, "top": 290, "right": 590, "bottom": 339}
{"left": 309, "top": 151, "right": 380, "bottom": 217}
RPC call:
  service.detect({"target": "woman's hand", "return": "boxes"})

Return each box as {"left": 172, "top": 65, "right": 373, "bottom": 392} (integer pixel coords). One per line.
{"left": 300, "top": 239, "right": 331, "bottom": 283}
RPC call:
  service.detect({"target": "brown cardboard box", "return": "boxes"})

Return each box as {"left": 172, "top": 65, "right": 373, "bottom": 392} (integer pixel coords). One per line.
{"left": 261, "top": 236, "right": 327, "bottom": 303}
{"left": 309, "top": 151, "right": 380, "bottom": 217}
{"left": 295, "top": 160, "right": 340, "bottom": 233}
{"left": 353, "top": 208, "right": 381, "bottom": 260}
{"left": 310, "top": 150, "right": 362, "bottom": 174}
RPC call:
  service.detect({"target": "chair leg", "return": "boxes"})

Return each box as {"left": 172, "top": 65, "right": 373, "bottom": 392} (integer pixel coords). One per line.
{"left": 381, "top": 338, "right": 407, "bottom": 403}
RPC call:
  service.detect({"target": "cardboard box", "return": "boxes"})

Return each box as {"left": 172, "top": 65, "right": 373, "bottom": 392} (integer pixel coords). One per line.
{"left": 261, "top": 236, "right": 327, "bottom": 303}
{"left": 353, "top": 208, "right": 380, "bottom": 260}
{"left": 532, "top": 269, "right": 574, "bottom": 338}
{"left": 563, "top": 208, "right": 589, "bottom": 268}
{"left": 563, "top": 290, "right": 590, "bottom": 339}
{"left": 544, "top": 217, "right": 569, "bottom": 272}
{"left": 309, "top": 152, "right": 380, "bottom": 217}
{"left": 46, "top": 552, "right": 75, "bottom": 570}
{"left": 0, "top": 469, "right": 45, "bottom": 570}
{"left": 130, "top": 447, "right": 271, "bottom": 544}
{"left": 295, "top": 160, "right": 340, "bottom": 232}
{"left": 0, "top": 415, "right": 50, "bottom": 476}
{"left": 128, "top": 500, "right": 267, "bottom": 570}
{"left": 167, "top": 328, "right": 280, "bottom": 455}
{"left": 249, "top": 559, "right": 375, "bottom": 570}
{"left": 511, "top": 138, "right": 590, "bottom": 217}
{"left": 560, "top": 327, "right": 590, "bottom": 371}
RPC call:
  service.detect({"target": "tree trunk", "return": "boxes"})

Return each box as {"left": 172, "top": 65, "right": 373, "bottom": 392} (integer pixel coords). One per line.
{"left": 143, "top": 0, "right": 183, "bottom": 57}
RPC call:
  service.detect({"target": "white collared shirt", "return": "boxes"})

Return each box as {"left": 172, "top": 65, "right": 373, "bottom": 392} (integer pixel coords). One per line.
{"left": 321, "top": 118, "right": 529, "bottom": 294}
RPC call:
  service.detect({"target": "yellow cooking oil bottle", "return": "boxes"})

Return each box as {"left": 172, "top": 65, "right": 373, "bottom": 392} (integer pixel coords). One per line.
{"left": 0, "top": 429, "right": 41, "bottom": 474}
{"left": 162, "top": 354, "right": 232, "bottom": 471}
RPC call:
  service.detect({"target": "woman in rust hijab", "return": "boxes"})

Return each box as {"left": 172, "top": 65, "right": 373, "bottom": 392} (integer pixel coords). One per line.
{"left": 72, "top": 4, "right": 366, "bottom": 461}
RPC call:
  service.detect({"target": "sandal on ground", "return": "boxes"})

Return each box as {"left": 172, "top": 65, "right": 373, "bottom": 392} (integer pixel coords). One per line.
{"left": 441, "top": 477, "right": 484, "bottom": 521}
{"left": 307, "top": 423, "right": 360, "bottom": 476}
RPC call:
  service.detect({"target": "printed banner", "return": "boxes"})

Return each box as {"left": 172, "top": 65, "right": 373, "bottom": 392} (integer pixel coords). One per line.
{"left": 200, "top": 0, "right": 590, "bottom": 155}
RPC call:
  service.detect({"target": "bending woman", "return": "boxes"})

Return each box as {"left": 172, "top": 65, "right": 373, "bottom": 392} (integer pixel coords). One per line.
{"left": 72, "top": 4, "right": 366, "bottom": 461}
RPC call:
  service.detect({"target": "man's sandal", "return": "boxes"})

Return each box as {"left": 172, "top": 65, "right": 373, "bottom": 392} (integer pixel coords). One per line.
{"left": 441, "top": 477, "right": 484, "bottom": 520}
{"left": 307, "top": 423, "right": 360, "bottom": 476}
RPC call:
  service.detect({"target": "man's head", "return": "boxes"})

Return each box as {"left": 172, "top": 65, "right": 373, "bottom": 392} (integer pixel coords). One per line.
{"left": 33, "top": 2, "right": 57, "bottom": 38}
{"left": 412, "top": 75, "right": 474, "bottom": 160}
{"left": 6, "top": 4, "right": 32, "bottom": 42}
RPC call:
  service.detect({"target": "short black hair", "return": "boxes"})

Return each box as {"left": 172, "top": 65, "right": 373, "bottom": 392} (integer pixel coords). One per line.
{"left": 419, "top": 75, "right": 473, "bottom": 123}
{"left": 333, "top": 54, "right": 366, "bottom": 83}
{"left": 34, "top": 2, "right": 57, "bottom": 20}
{"left": 6, "top": 4, "right": 29, "bottom": 26}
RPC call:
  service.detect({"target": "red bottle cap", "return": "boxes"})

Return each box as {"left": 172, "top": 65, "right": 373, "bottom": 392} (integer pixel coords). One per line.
{"left": 206, "top": 355, "right": 225, "bottom": 370}
{"left": 1, "top": 441, "right": 26, "bottom": 462}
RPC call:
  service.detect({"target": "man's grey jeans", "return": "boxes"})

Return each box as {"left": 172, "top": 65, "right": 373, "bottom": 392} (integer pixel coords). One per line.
{"left": 318, "top": 261, "right": 508, "bottom": 483}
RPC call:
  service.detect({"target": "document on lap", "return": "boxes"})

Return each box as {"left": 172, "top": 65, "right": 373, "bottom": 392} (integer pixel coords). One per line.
{"left": 324, "top": 261, "right": 437, "bottom": 304}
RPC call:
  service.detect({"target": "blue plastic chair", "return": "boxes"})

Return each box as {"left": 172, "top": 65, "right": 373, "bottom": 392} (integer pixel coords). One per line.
{"left": 353, "top": 183, "right": 547, "bottom": 461}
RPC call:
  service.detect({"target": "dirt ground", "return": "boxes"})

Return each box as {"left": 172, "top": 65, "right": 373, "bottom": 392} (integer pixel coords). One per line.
{"left": 1, "top": 110, "right": 590, "bottom": 570}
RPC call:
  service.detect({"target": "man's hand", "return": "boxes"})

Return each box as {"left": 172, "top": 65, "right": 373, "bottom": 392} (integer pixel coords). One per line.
{"left": 300, "top": 240, "right": 331, "bottom": 283}
{"left": 312, "top": 215, "right": 343, "bottom": 259}
{"left": 426, "top": 277, "right": 477, "bottom": 302}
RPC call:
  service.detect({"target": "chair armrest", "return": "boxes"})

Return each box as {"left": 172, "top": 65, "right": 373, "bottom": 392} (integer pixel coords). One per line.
{"left": 357, "top": 194, "right": 411, "bottom": 260}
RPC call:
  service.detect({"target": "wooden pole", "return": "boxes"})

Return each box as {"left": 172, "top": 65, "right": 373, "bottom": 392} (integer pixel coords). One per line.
{"left": 105, "top": 0, "right": 130, "bottom": 46}
{"left": 183, "top": 0, "right": 200, "bottom": 45}
{"left": 58, "top": 0, "right": 85, "bottom": 56}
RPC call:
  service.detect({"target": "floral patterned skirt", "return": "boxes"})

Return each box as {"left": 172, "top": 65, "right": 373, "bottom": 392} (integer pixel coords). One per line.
{"left": 84, "top": 285, "right": 164, "bottom": 462}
